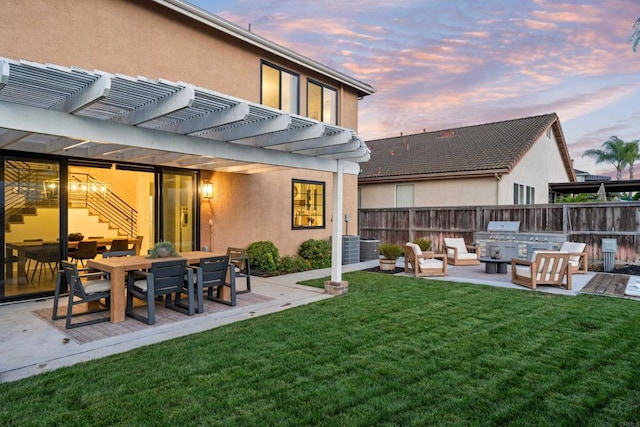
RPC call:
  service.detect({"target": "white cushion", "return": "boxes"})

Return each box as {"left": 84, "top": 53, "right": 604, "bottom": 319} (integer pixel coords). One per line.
{"left": 560, "top": 242, "right": 586, "bottom": 263}
{"left": 84, "top": 280, "right": 111, "bottom": 294}
{"left": 419, "top": 258, "right": 443, "bottom": 269}
{"left": 406, "top": 242, "right": 422, "bottom": 257}
{"left": 625, "top": 282, "right": 640, "bottom": 297}
{"left": 133, "top": 279, "right": 148, "bottom": 292}
{"left": 457, "top": 253, "right": 478, "bottom": 260}
{"left": 444, "top": 238, "right": 467, "bottom": 257}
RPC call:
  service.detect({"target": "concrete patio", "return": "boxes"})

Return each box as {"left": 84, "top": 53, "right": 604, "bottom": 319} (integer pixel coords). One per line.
{"left": 1, "top": 258, "right": 637, "bottom": 383}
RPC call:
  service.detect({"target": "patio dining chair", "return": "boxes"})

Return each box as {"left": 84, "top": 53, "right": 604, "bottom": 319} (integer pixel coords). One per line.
{"left": 226, "top": 247, "right": 251, "bottom": 294}
{"left": 126, "top": 259, "right": 195, "bottom": 325}
{"left": 184, "top": 255, "right": 236, "bottom": 312}
{"left": 60, "top": 260, "right": 112, "bottom": 329}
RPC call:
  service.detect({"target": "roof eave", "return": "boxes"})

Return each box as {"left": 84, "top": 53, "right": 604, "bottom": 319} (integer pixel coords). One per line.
{"left": 359, "top": 169, "right": 511, "bottom": 184}
{"left": 152, "top": 0, "right": 376, "bottom": 97}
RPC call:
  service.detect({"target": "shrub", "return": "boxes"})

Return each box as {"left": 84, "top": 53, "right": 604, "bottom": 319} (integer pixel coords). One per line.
{"left": 413, "top": 238, "right": 432, "bottom": 252}
{"left": 298, "top": 239, "right": 332, "bottom": 269}
{"left": 379, "top": 243, "right": 403, "bottom": 260}
{"left": 246, "top": 241, "right": 279, "bottom": 273}
{"left": 278, "top": 255, "right": 310, "bottom": 274}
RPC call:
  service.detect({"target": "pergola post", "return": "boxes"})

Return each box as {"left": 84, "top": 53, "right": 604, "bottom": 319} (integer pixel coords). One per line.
{"left": 326, "top": 160, "right": 348, "bottom": 295}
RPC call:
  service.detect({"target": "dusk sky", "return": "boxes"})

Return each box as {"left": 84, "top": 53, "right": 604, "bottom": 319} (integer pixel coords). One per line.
{"left": 189, "top": 0, "right": 640, "bottom": 178}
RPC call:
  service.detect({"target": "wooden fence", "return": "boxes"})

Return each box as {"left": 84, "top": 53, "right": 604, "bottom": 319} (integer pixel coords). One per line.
{"left": 358, "top": 202, "right": 640, "bottom": 264}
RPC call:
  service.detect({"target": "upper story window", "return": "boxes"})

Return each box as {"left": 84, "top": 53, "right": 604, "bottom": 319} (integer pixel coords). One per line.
{"left": 261, "top": 62, "right": 299, "bottom": 114}
{"left": 307, "top": 80, "right": 337, "bottom": 125}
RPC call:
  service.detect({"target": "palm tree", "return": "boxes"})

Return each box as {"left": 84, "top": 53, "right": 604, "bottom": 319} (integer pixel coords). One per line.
{"left": 582, "top": 136, "right": 629, "bottom": 180}
{"left": 623, "top": 140, "right": 640, "bottom": 180}
{"left": 633, "top": 17, "right": 640, "bottom": 52}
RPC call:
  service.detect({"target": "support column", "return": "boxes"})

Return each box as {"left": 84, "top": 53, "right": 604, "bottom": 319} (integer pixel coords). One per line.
{"left": 326, "top": 160, "right": 348, "bottom": 295}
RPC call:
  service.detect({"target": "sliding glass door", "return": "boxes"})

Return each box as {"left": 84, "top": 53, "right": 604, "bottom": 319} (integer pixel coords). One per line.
{"left": 3, "top": 158, "right": 60, "bottom": 299}
{"left": 160, "top": 171, "right": 197, "bottom": 252}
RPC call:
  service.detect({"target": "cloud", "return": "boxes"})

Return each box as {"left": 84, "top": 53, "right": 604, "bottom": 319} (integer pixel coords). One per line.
{"left": 197, "top": 0, "right": 640, "bottom": 176}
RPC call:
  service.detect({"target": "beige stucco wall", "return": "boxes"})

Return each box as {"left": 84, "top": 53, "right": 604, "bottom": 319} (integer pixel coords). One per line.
{"left": 359, "top": 128, "right": 571, "bottom": 208}
{"left": 2, "top": 0, "right": 359, "bottom": 128}
{"left": 203, "top": 170, "right": 358, "bottom": 256}
{"left": 502, "top": 131, "right": 570, "bottom": 204}
{"left": 3, "top": 0, "right": 364, "bottom": 256}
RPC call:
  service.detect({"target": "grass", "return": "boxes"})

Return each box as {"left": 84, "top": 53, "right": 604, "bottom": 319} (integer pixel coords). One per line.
{"left": 2, "top": 272, "right": 640, "bottom": 426}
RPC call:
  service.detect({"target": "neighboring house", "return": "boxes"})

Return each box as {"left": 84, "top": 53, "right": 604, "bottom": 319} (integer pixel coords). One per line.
{"left": 359, "top": 113, "right": 575, "bottom": 208}
{"left": 0, "top": 0, "right": 375, "bottom": 303}
{"left": 574, "top": 169, "right": 611, "bottom": 182}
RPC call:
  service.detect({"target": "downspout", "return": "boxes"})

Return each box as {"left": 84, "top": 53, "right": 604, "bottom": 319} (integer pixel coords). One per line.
{"left": 494, "top": 173, "right": 501, "bottom": 204}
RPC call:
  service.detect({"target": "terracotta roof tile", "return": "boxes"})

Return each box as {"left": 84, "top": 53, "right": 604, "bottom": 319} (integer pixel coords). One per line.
{"left": 360, "top": 113, "right": 559, "bottom": 180}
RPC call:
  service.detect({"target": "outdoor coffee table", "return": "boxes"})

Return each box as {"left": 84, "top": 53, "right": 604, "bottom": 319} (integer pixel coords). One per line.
{"left": 479, "top": 257, "right": 509, "bottom": 274}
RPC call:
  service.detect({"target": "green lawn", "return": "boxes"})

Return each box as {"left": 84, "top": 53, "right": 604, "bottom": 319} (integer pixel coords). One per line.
{"left": 2, "top": 272, "right": 640, "bottom": 426}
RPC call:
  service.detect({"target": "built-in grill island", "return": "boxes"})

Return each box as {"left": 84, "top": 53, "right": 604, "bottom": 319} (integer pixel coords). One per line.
{"left": 474, "top": 221, "right": 566, "bottom": 261}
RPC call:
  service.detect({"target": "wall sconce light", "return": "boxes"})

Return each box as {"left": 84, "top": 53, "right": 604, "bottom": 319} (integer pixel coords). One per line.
{"left": 202, "top": 182, "right": 213, "bottom": 199}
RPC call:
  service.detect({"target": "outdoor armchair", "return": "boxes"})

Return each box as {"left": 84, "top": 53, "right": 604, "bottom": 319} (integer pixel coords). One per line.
{"left": 126, "top": 259, "right": 195, "bottom": 325}
{"left": 443, "top": 237, "right": 480, "bottom": 266}
{"left": 511, "top": 251, "right": 572, "bottom": 290}
{"left": 403, "top": 243, "right": 447, "bottom": 277}
{"left": 60, "top": 260, "right": 112, "bottom": 329}
{"left": 559, "top": 241, "right": 588, "bottom": 274}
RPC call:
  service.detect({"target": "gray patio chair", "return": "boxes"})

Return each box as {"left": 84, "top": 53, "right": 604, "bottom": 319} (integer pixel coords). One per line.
{"left": 184, "top": 255, "right": 235, "bottom": 313}
{"left": 126, "top": 259, "right": 195, "bottom": 325}
{"left": 226, "top": 247, "right": 251, "bottom": 294}
{"left": 60, "top": 260, "right": 112, "bottom": 329}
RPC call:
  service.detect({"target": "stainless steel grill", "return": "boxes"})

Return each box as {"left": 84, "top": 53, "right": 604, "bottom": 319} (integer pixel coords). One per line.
{"left": 474, "top": 221, "right": 566, "bottom": 261}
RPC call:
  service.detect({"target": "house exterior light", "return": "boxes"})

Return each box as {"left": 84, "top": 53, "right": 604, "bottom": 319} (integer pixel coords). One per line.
{"left": 202, "top": 182, "right": 213, "bottom": 199}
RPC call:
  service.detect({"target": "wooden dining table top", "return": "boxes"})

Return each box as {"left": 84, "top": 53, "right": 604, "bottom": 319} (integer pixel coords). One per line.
{"left": 87, "top": 251, "right": 219, "bottom": 272}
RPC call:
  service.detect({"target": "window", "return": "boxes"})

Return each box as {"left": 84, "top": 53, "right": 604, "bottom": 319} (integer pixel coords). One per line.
{"left": 396, "top": 184, "right": 414, "bottom": 207}
{"left": 261, "top": 62, "right": 299, "bottom": 114}
{"left": 307, "top": 80, "right": 337, "bottom": 124}
{"left": 292, "top": 180, "right": 325, "bottom": 229}
{"left": 514, "top": 183, "right": 535, "bottom": 205}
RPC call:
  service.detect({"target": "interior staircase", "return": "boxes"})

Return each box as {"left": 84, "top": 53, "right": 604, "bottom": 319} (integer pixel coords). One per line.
{"left": 4, "top": 160, "right": 138, "bottom": 237}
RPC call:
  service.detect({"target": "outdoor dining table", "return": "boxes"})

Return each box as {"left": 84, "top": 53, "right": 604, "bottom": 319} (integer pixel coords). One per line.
{"left": 87, "top": 251, "right": 215, "bottom": 323}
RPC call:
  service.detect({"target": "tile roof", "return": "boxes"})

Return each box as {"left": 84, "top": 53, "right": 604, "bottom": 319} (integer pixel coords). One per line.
{"left": 360, "top": 113, "right": 571, "bottom": 182}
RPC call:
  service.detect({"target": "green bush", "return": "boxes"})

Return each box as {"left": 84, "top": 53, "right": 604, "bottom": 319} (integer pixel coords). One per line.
{"left": 413, "top": 238, "right": 432, "bottom": 252}
{"left": 278, "top": 255, "right": 310, "bottom": 274}
{"left": 246, "top": 241, "right": 279, "bottom": 273}
{"left": 298, "top": 239, "right": 332, "bottom": 269}
{"left": 379, "top": 243, "right": 403, "bottom": 260}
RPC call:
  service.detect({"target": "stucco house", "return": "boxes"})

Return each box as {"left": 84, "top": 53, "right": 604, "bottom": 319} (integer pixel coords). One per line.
{"left": 359, "top": 113, "right": 575, "bottom": 208}
{"left": 0, "top": 0, "right": 375, "bottom": 303}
